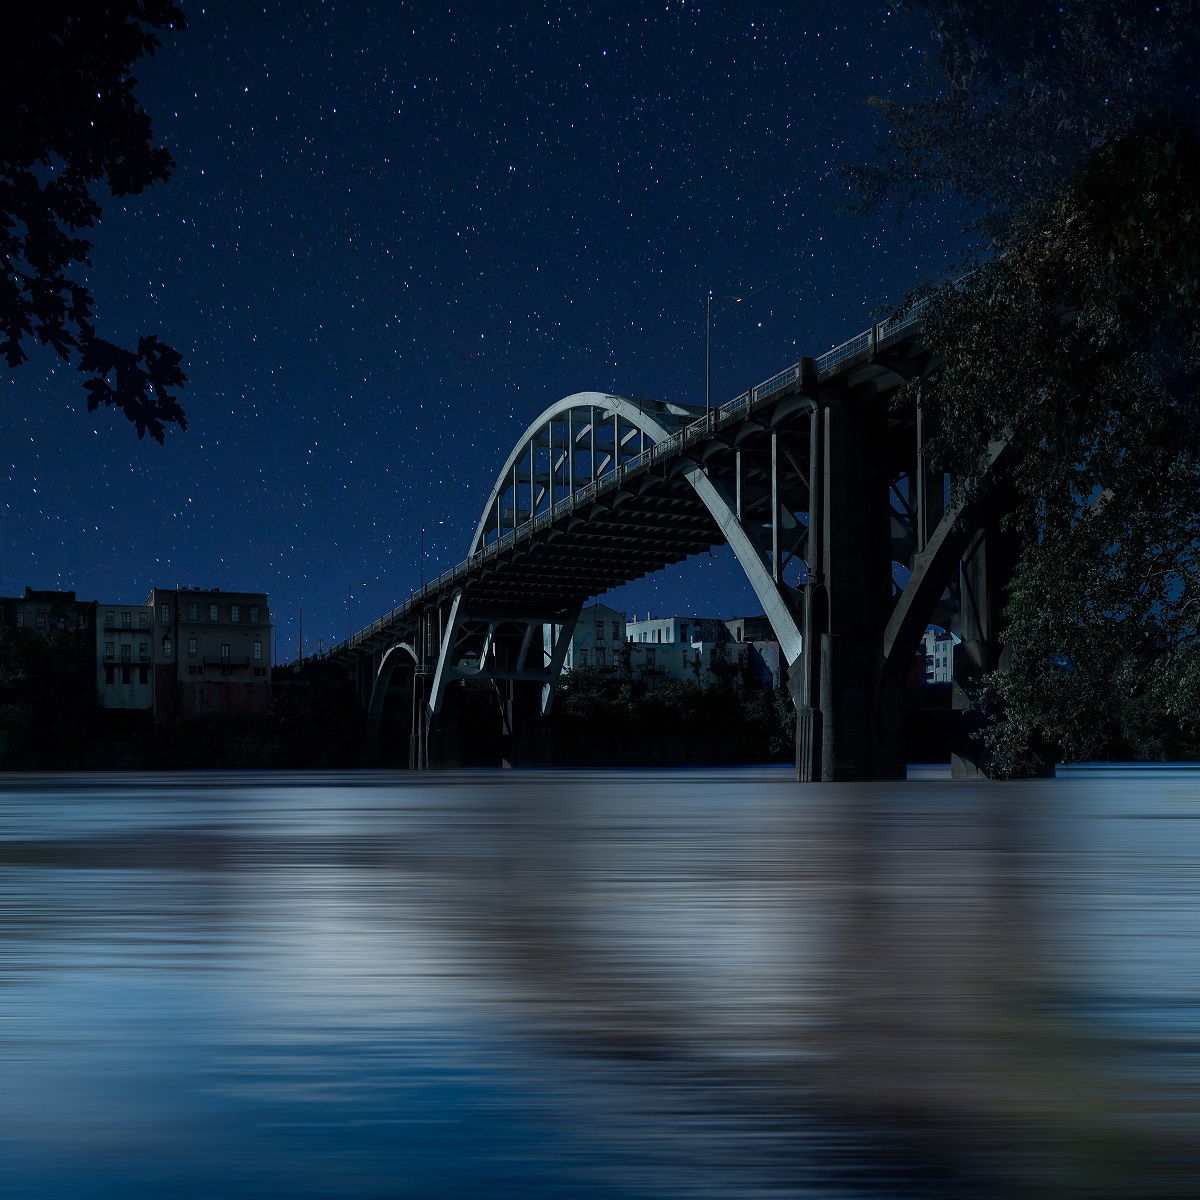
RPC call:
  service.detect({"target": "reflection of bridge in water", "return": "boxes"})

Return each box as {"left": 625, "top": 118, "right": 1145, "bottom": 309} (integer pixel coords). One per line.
{"left": 333, "top": 295, "right": 1014, "bottom": 778}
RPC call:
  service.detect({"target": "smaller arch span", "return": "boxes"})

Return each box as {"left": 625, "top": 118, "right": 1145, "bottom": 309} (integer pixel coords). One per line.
{"left": 367, "top": 639, "right": 419, "bottom": 745}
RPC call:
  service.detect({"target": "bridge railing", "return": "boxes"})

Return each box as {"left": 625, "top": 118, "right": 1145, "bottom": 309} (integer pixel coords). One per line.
{"left": 337, "top": 292, "right": 935, "bottom": 657}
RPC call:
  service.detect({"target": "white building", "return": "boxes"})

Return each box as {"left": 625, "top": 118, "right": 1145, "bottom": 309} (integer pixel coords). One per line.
{"left": 922, "top": 626, "right": 958, "bottom": 684}
{"left": 626, "top": 613, "right": 728, "bottom": 647}
{"left": 562, "top": 602, "right": 627, "bottom": 671}
{"left": 551, "top": 605, "right": 783, "bottom": 692}
{"left": 97, "top": 601, "right": 155, "bottom": 710}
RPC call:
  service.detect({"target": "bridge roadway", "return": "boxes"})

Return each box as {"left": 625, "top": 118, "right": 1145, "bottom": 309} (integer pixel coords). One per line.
{"left": 332, "top": 294, "right": 1012, "bottom": 779}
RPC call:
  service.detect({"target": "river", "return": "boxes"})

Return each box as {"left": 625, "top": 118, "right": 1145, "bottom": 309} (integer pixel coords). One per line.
{"left": 0, "top": 767, "right": 1196, "bottom": 1197}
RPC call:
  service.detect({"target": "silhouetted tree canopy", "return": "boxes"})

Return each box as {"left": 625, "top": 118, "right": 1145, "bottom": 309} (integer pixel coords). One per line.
{"left": 1, "top": 2, "right": 187, "bottom": 442}
{"left": 846, "top": 0, "right": 1200, "bottom": 243}
{"left": 849, "top": 2, "right": 1200, "bottom": 770}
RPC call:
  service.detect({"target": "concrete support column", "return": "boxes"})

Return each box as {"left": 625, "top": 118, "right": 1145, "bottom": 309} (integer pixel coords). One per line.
{"left": 811, "top": 398, "right": 897, "bottom": 782}
{"left": 795, "top": 403, "right": 824, "bottom": 782}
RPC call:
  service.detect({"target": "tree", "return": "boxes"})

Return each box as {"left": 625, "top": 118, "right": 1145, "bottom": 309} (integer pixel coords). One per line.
{"left": 1, "top": 2, "right": 188, "bottom": 443}
{"left": 846, "top": 1, "right": 1200, "bottom": 246}
{"left": 847, "top": 3, "right": 1200, "bottom": 770}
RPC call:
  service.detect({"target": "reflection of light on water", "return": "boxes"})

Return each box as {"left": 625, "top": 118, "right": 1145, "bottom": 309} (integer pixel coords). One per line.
{"left": 0, "top": 767, "right": 1197, "bottom": 1196}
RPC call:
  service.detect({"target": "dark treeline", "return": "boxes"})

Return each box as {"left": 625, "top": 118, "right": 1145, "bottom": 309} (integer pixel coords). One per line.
{"left": 0, "top": 626, "right": 797, "bottom": 769}
{"left": 551, "top": 670, "right": 795, "bottom": 767}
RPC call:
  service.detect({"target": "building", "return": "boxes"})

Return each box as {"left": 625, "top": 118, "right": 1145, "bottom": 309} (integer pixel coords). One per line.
{"left": 724, "top": 615, "right": 774, "bottom": 644}
{"left": 5, "top": 587, "right": 96, "bottom": 641}
{"left": 561, "top": 602, "right": 627, "bottom": 671}
{"left": 626, "top": 613, "right": 730, "bottom": 647}
{"left": 97, "top": 600, "right": 155, "bottom": 709}
{"left": 922, "top": 626, "right": 957, "bottom": 684}
{"left": 146, "top": 587, "right": 272, "bottom": 723}
{"left": 551, "top": 605, "right": 784, "bottom": 693}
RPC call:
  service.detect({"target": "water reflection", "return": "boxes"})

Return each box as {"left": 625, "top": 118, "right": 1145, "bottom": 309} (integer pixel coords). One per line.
{"left": 0, "top": 768, "right": 1196, "bottom": 1197}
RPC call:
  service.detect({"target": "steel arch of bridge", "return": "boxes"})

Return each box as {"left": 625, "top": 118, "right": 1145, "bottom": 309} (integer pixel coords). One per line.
{"left": 468, "top": 391, "right": 806, "bottom": 663}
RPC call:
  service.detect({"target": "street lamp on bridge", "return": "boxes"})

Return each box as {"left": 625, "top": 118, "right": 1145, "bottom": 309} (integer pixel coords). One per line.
{"left": 706, "top": 291, "right": 742, "bottom": 419}
{"left": 347, "top": 580, "right": 367, "bottom": 643}
{"left": 420, "top": 519, "right": 445, "bottom": 589}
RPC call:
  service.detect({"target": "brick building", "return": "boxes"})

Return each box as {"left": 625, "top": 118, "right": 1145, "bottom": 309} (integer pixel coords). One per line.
{"left": 97, "top": 601, "right": 155, "bottom": 709}
{"left": 146, "top": 587, "right": 272, "bottom": 723}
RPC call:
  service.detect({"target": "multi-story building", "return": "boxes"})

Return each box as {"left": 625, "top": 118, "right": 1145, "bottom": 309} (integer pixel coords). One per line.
{"left": 626, "top": 613, "right": 730, "bottom": 647}
{"left": 97, "top": 601, "right": 155, "bottom": 709}
{"left": 724, "top": 615, "right": 774, "bottom": 644}
{"left": 551, "top": 605, "right": 783, "bottom": 692}
{"left": 564, "top": 602, "right": 627, "bottom": 670}
{"left": 146, "top": 587, "right": 272, "bottom": 723}
{"left": 4, "top": 587, "right": 97, "bottom": 641}
{"left": 922, "top": 626, "right": 957, "bottom": 684}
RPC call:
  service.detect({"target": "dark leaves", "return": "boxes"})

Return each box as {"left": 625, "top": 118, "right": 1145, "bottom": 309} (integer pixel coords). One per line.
{"left": 1, "top": 2, "right": 187, "bottom": 440}
{"left": 79, "top": 330, "right": 187, "bottom": 443}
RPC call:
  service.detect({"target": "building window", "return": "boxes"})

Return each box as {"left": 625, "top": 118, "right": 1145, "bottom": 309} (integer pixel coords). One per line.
{"left": 611, "top": 621, "right": 620, "bottom": 641}
{"left": 120, "top": 644, "right": 131, "bottom": 663}
{"left": 138, "top": 611, "right": 149, "bottom": 629}
{"left": 15, "top": 611, "right": 23, "bottom": 629}
{"left": 249, "top": 605, "right": 260, "bottom": 624}
{"left": 188, "top": 637, "right": 198, "bottom": 659}
{"left": 220, "top": 643, "right": 230, "bottom": 663}
{"left": 121, "top": 665, "right": 131, "bottom": 685}
{"left": 187, "top": 601, "right": 199, "bottom": 621}
{"left": 230, "top": 604, "right": 241, "bottom": 623}
{"left": 253, "top": 640, "right": 263, "bottom": 662}
{"left": 138, "top": 666, "right": 149, "bottom": 685}
{"left": 162, "top": 636, "right": 173, "bottom": 659}
{"left": 160, "top": 602, "right": 171, "bottom": 623}
{"left": 36, "top": 612, "right": 46, "bottom": 630}
{"left": 105, "top": 611, "right": 115, "bottom": 629}
{"left": 56, "top": 615, "right": 67, "bottom": 630}
{"left": 656, "top": 629, "right": 662, "bottom": 643}
{"left": 105, "top": 641, "right": 115, "bottom": 661}
{"left": 105, "top": 664, "right": 115, "bottom": 684}
{"left": 139, "top": 643, "right": 149, "bottom": 663}
{"left": 120, "top": 611, "right": 131, "bottom": 629}
{"left": 577, "top": 647, "right": 587, "bottom": 667}
{"left": 209, "top": 604, "right": 220, "bottom": 622}
{"left": 77, "top": 612, "right": 88, "bottom": 629}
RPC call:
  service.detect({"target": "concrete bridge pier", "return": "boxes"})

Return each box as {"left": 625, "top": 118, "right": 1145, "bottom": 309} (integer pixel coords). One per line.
{"left": 797, "top": 396, "right": 900, "bottom": 781}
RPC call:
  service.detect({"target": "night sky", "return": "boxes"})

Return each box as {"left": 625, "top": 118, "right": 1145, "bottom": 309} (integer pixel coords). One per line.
{"left": 3, "top": 1, "right": 968, "bottom": 662}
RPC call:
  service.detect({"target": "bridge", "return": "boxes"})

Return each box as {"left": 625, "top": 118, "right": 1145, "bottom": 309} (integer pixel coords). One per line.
{"left": 331, "top": 293, "right": 1014, "bottom": 780}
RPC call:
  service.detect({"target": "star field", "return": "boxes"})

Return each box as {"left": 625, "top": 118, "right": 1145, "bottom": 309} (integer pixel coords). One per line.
{"left": 2, "top": 1, "right": 967, "bottom": 658}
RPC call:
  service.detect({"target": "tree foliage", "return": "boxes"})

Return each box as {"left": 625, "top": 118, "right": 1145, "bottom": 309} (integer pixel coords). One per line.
{"left": 553, "top": 669, "right": 794, "bottom": 766}
{"left": 847, "top": 0, "right": 1200, "bottom": 245}
{"left": 860, "top": 2, "right": 1200, "bottom": 769}
{"left": 0, "top": 623, "right": 100, "bottom": 768}
{"left": 1, "top": 2, "right": 187, "bottom": 442}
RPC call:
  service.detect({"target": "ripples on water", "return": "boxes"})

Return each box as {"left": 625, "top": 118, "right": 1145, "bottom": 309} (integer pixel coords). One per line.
{"left": 0, "top": 767, "right": 1197, "bottom": 1198}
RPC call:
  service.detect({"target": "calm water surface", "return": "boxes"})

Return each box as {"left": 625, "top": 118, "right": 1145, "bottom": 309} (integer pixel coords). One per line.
{"left": 1, "top": 767, "right": 1197, "bottom": 1197}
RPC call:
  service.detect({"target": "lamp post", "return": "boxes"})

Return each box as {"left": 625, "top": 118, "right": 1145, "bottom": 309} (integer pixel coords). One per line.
{"left": 420, "top": 519, "right": 445, "bottom": 589}
{"left": 706, "top": 291, "right": 742, "bottom": 419}
{"left": 347, "top": 580, "right": 367, "bottom": 644}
